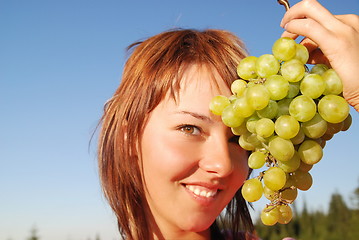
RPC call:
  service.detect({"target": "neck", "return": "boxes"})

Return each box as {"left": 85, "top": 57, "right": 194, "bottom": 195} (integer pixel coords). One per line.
{"left": 143, "top": 199, "right": 214, "bottom": 240}
{"left": 151, "top": 229, "right": 211, "bottom": 240}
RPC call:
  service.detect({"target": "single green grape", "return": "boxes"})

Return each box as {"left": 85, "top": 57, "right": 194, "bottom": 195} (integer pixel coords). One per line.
{"left": 261, "top": 206, "right": 280, "bottom": 226}
{"left": 301, "top": 113, "right": 328, "bottom": 139}
{"left": 300, "top": 74, "right": 325, "bottom": 99}
{"left": 268, "top": 136, "right": 295, "bottom": 162}
{"left": 248, "top": 151, "right": 267, "bottom": 169}
{"left": 231, "top": 122, "right": 248, "bottom": 136}
{"left": 221, "top": 104, "right": 244, "bottom": 128}
{"left": 256, "top": 54, "right": 280, "bottom": 78}
{"left": 292, "top": 170, "right": 313, "bottom": 191}
{"left": 237, "top": 56, "right": 258, "bottom": 80}
{"left": 275, "top": 115, "right": 300, "bottom": 139}
{"left": 281, "top": 188, "right": 298, "bottom": 203}
{"left": 257, "top": 100, "right": 279, "bottom": 119}
{"left": 272, "top": 37, "right": 297, "bottom": 61}
{"left": 256, "top": 118, "right": 275, "bottom": 138}
{"left": 209, "top": 95, "right": 230, "bottom": 115}
{"left": 294, "top": 43, "right": 309, "bottom": 64}
{"left": 263, "top": 166, "right": 287, "bottom": 191}
{"left": 318, "top": 95, "right": 349, "bottom": 123}
{"left": 322, "top": 69, "right": 343, "bottom": 95}
{"left": 310, "top": 63, "right": 329, "bottom": 75}
{"left": 289, "top": 95, "right": 317, "bottom": 122}
{"left": 241, "top": 178, "right": 263, "bottom": 202}
{"left": 231, "top": 79, "right": 247, "bottom": 96}
{"left": 278, "top": 205, "right": 293, "bottom": 224}
{"left": 264, "top": 75, "right": 289, "bottom": 100}
{"left": 246, "top": 84, "right": 271, "bottom": 110}
{"left": 281, "top": 59, "right": 305, "bottom": 82}
{"left": 298, "top": 140, "right": 323, "bottom": 165}
{"left": 238, "top": 132, "right": 257, "bottom": 151}
{"left": 233, "top": 95, "right": 255, "bottom": 118}
{"left": 277, "top": 151, "right": 301, "bottom": 173}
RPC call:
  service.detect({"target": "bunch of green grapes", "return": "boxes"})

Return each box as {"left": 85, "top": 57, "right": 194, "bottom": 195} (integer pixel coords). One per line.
{"left": 209, "top": 37, "right": 352, "bottom": 226}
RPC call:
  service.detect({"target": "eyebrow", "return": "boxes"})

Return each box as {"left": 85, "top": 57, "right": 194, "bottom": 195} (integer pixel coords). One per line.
{"left": 175, "top": 110, "right": 214, "bottom": 123}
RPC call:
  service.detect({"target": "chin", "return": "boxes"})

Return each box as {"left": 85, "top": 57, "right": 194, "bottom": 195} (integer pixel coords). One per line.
{"left": 183, "top": 218, "right": 216, "bottom": 233}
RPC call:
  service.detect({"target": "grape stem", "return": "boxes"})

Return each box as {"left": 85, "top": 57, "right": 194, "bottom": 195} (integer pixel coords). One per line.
{"left": 260, "top": 141, "right": 269, "bottom": 151}
{"left": 258, "top": 171, "right": 265, "bottom": 181}
{"left": 277, "top": 0, "right": 290, "bottom": 11}
{"left": 264, "top": 204, "right": 278, "bottom": 212}
{"left": 265, "top": 199, "right": 293, "bottom": 212}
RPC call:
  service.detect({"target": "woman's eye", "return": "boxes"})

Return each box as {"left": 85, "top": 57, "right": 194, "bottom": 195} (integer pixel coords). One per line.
{"left": 180, "top": 125, "right": 201, "bottom": 135}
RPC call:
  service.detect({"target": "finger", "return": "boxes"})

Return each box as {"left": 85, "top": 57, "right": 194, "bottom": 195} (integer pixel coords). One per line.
{"left": 281, "top": 31, "right": 299, "bottom": 39}
{"left": 296, "top": 38, "right": 329, "bottom": 65}
{"left": 307, "top": 48, "right": 331, "bottom": 66}
{"left": 283, "top": 18, "right": 336, "bottom": 48}
{"left": 281, "top": 0, "right": 342, "bottom": 31}
{"left": 281, "top": 32, "right": 319, "bottom": 53}
{"left": 299, "top": 38, "right": 318, "bottom": 53}
{"left": 335, "top": 14, "right": 359, "bottom": 32}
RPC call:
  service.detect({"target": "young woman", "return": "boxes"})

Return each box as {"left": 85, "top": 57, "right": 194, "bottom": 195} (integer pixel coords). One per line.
{"left": 97, "top": 0, "right": 359, "bottom": 239}
{"left": 98, "top": 28, "right": 253, "bottom": 240}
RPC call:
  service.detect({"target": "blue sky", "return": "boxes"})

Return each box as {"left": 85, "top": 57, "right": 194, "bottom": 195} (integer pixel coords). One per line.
{"left": 1, "top": 0, "right": 359, "bottom": 239}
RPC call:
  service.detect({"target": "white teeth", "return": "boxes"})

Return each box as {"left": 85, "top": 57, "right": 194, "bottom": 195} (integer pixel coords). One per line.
{"left": 185, "top": 185, "right": 217, "bottom": 198}
{"left": 200, "top": 190, "right": 207, "bottom": 197}
{"left": 194, "top": 188, "right": 201, "bottom": 196}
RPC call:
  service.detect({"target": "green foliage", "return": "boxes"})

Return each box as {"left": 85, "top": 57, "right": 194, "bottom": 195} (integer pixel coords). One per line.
{"left": 27, "top": 226, "right": 39, "bottom": 240}
{"left": 255, "top": 183, "right": 359, "bottom": 240}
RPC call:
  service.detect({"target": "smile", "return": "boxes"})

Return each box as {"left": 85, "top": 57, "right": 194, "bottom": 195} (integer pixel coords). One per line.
{"left": 185, "top": 184, "right": 218, "bottom": 198}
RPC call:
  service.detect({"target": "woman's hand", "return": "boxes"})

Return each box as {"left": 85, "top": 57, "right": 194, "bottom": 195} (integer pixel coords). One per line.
{"left": 280, "top": 0, "right": 359, "bottom": 112}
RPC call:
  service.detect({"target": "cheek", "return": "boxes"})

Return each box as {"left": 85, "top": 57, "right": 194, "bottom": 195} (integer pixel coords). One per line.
{"left": 230, "top": 146, "right": 249, "bottom": 187}
{"left": 159, "top": 137, "right": 204, "bottom": 181}
{"left": 141, "top": 131, "right": 201, "bottom": 182}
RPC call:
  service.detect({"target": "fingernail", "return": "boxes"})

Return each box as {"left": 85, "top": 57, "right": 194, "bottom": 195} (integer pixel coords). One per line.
{"left": 280, "top": 20, "right": 284, "bottom": 27}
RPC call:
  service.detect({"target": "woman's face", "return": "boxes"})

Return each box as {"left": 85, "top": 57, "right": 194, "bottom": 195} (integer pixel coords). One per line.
{"left": 140, "top": 65, "right": 249, "bottom": 239}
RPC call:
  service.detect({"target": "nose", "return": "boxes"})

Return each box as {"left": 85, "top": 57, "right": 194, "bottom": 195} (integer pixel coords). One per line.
{"left": 199, "top": 134, "right": 234, "bottom": 178}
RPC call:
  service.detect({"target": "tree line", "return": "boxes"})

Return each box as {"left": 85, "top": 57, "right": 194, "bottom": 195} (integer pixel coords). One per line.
{"left": 254, "top": 180, "right": 359, "bottom": 240}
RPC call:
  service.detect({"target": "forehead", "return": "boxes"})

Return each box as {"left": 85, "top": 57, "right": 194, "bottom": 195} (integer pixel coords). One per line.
{"left": 176, "top": 64, "right": 232, "bottom": 102}
{"left": 149, "top": 64, "right": 232, "bottom": 119}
